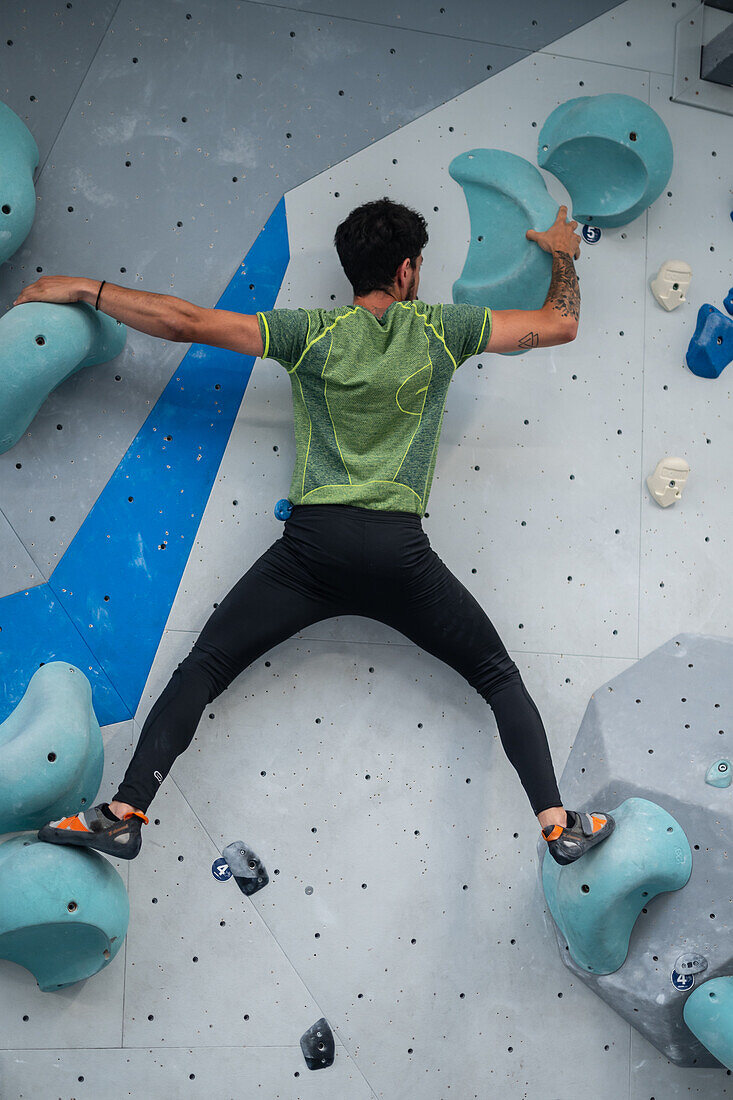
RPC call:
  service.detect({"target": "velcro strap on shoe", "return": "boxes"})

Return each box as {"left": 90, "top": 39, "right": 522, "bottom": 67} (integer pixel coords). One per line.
{"left": 54, "top": 813, "right": 89, "bottom": 831}
{"left": 578, "top": 811, "right": 606, "bottom": 836}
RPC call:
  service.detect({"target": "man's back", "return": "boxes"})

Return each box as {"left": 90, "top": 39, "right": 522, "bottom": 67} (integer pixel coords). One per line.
{"left": 256, "top": 299, "right": 491, "bottom": 514}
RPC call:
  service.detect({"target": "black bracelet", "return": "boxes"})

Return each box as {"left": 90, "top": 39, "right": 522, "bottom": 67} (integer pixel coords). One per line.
{"left": 95, "top": 280, "right": 106, "bottom": 311}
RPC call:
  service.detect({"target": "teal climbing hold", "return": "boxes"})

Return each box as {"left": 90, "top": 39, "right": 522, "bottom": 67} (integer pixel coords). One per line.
{"left": 686, "top": 304, "right": 733, "bottom": 379}
{"left": 0, "top": 835, "right": 129, "bottom": 991}
{"left": 0, "top": 663, "right": 104, "bottom": 834}
{"left": 705, "top": 758, "right": 732, "bottom": 788}
{"left": 684, "top": 977, "right": 733, "bottom": 1071}
{"left": 0, "top": 300, "right": 126, "bottom": 453}
{"left": 542, "top": 797, "right": 692, "bottom": 974}
{"left": 0, "top": 99, "right": 40, "bottom": 266}
{"left": 538, "top": 94, "right": 673, "bottom": 228}
{"left": 449, "top": 149, "right": 558, "bottom": 355}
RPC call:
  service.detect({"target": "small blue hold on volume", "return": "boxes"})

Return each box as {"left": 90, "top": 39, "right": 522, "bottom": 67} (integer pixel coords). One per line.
{"left": 274, "top": 498, "right": 293, "bottom": 521}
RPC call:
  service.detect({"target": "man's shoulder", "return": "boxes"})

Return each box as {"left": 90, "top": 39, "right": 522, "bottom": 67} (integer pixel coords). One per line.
{"left": 274, "top": 304, "right": 359, "bottom": 326}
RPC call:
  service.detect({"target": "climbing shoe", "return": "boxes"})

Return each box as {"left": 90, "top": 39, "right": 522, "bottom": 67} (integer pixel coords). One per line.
{"left": 37, "top": 803, "right": 149, "bottom": 860}
{"left": 542, "top": 809, "right": 615, "bottom": 866}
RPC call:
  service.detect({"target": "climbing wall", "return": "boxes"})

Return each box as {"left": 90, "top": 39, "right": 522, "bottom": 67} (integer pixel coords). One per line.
{"left": 1, "top": 0, "right": 733, "bottom": 1097}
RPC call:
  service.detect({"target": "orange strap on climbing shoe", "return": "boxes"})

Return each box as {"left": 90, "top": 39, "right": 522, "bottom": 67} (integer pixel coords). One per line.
{"left": 55, "top": 813, "right": 89, "bottom": 831}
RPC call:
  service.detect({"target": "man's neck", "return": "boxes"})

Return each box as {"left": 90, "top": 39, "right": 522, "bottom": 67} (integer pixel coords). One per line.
{"left": 353, "top": 290, "right": 401, "bottom": 319}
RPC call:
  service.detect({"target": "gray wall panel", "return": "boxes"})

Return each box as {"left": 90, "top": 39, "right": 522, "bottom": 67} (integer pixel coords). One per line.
{"left": 241, "top": 0, "right": 625, "bottom": 49}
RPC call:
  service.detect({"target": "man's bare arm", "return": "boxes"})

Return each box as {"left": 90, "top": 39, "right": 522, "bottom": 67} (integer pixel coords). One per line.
{"left": 544, "top": 248, "right": 580, "bottom": 326}
{"left": 77, "top": 282, "right": 264, "bottom": 356}
{"left": 180, "top": 306, "right": 264, "bottom": 356}
{"left": 484, "top": 206, "right": 581, "bottom": 354}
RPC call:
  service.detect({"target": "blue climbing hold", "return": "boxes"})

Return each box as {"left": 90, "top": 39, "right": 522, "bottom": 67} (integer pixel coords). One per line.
{"left": 0, "top": 835, "right": 129, "bottom": 991}
{"left": 724, "top": 288, "right": 733, "bottom": 317}
{"left": 274, "top": 498, "right": 293, "bottom": 521}
{"left": 542, "top": 797, "right": 692, "bottom": 975}
{"left": 686, "top": 304, "right": 733, "bottom": 379}
{"left": 538, "top": 94, "right": 673, "bottom": 228}
{"left": 449, "top": 148, "right": 558, "bottom": 313}
{"left": 0, "top": 99, "right": 39, "bottom": 266}
{"left": 0, "top": 663, "right": 104, "bottom": 834}
{"left": 683, "top": 977, "right": 733, "bottom": 1071}
{"left": 705, "top": 758, "right": 732, "bottom": 788}
{"left": 0, "top": 301, "right": 127, "bottom": 453}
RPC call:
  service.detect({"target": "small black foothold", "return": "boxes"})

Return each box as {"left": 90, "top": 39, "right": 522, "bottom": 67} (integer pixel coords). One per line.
{"left": 221, "top": 840, "right": 269, "bottom": 896}
{"left": 300, "top": 1016, "right": 335, "bottom": 1070}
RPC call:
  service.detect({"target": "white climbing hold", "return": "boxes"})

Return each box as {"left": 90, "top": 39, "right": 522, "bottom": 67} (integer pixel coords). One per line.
{"left": 646, "top": 457, "right": 690, "bottom": 507}
{"left": 650, "top": 260, "right": 692, "bottom": 311}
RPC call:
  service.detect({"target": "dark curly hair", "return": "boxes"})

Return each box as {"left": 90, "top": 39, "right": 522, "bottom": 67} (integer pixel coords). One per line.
{"left": 334, "top": 197, "right": 429, "bottom": 296}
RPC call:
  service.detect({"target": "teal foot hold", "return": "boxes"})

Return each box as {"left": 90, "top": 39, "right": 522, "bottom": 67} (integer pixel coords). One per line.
{"left": 0, "top": 835, "right": 129, "bottom": 991}
{"left": 686, "top": 304, "right": 733, "bottom": 379}
{"left": 0, "top": 662, "right": 104, "bottom": 834}
{"left": 0, "top": 99, "right": 40, "bottom": 265}
{"left": 537, "top": 94, "right": 673, "bottom": 228}
{"left": 449, "top": 149, "right": 558, "bottom": 350}
{"left": 705, "top": 758, "right": 732, "bottom": 788}
{"left": 0, "top": 301, "right": 126, "bottom": 454}
{"left": 542, "top": 797, "right": 692, "bottom": 974}
{"left": 684, "top": 977, "right": 733, "bottom": 1071}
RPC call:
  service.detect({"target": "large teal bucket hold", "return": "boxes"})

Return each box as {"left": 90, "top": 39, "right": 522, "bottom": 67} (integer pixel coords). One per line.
{"left": 0, "top": 662, "right": 104, "bottom": 834}
{"left": 0, "top": 836, "right": 129, "bottom": 991}
{"left": 0, "top": 301, "right": 126, "bottom": 454}
{"left": 542, "top": 797, "right": 692, "bottom": 974}
{"left": 449, "top": 148, "right": 558, "bottom": 357}
{"left": 684, "top": 977, "right": 733, "bottom": 1071}
{"left": 538, "top": 94, "right": 673, "bottom": 228}
{"left": 0, "top": 99, "right": 39, "bottom": 265}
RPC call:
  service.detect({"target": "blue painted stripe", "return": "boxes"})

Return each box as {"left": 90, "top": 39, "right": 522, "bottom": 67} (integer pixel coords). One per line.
{"left": 0, "top": 197, "right": 289, "bottom": 724}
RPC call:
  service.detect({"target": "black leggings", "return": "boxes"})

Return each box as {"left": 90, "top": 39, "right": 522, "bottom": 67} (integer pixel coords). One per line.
{"left": 114, "top": 504, "right": 562, "bottom": 817}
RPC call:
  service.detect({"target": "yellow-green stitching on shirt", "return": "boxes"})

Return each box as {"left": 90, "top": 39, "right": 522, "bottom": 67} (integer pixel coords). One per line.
{"left": 292, "top": 369, "right": 313, "bottom": 499}
{"left": 288, "top": 306, "right": 360, "bottom": 375}
{"left": 257, "top": 312, "right": 270, "bottom": 361}
{"left": 475, "top": 307, "right": 490, "bottom": 356}
{"left": 301, "top": 479, "right": 423, "bottom": 504}
{"left": 322, "top": 334, "right": 352, "bottom": 484}
{"left": 397, "top": 301, "right": 458, "bottom": 373}
{"left": 392, "top": 310, "right": 433, "bottom": 489}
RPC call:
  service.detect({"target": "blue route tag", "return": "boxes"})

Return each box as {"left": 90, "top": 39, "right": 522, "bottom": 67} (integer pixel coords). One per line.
{"left": 582, "top": 224, "right": 602, "bottom": 244}
{"left": 212, "top": 857, "right": 232, "bottom": 881}
{"left": 671, "top": 969, "right": 695, "bottom": 991}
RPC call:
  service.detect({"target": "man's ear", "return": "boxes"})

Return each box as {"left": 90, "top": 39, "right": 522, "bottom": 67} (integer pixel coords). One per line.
{"left": 397, "top": 257, "right": 412, "bottom": 284}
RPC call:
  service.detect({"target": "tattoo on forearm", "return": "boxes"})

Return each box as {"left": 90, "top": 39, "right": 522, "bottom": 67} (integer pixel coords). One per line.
{"left": 518, "top": 331, "right": 539, "bottom": 349}
{"left": 545, "top": 250, "right": 580, "bottom": 323}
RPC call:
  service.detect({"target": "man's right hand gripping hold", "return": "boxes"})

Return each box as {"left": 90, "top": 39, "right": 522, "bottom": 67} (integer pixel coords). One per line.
{"left": 485, "top": 204, "right": 582, "bottom": 354}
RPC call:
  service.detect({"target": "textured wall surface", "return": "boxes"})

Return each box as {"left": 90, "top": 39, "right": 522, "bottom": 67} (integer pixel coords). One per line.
{"left": 2, "top": 0, "right": 733, "bottom": 1097}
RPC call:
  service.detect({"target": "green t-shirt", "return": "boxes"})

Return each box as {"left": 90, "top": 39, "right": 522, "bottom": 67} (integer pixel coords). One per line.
{"left": 256, "top": 300, "right": 491, "bottom": 515}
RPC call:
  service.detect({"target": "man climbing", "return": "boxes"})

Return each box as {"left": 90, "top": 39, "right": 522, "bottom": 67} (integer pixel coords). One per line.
{"left": 24, "top": 197, "right": 614, "bottom": 866}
